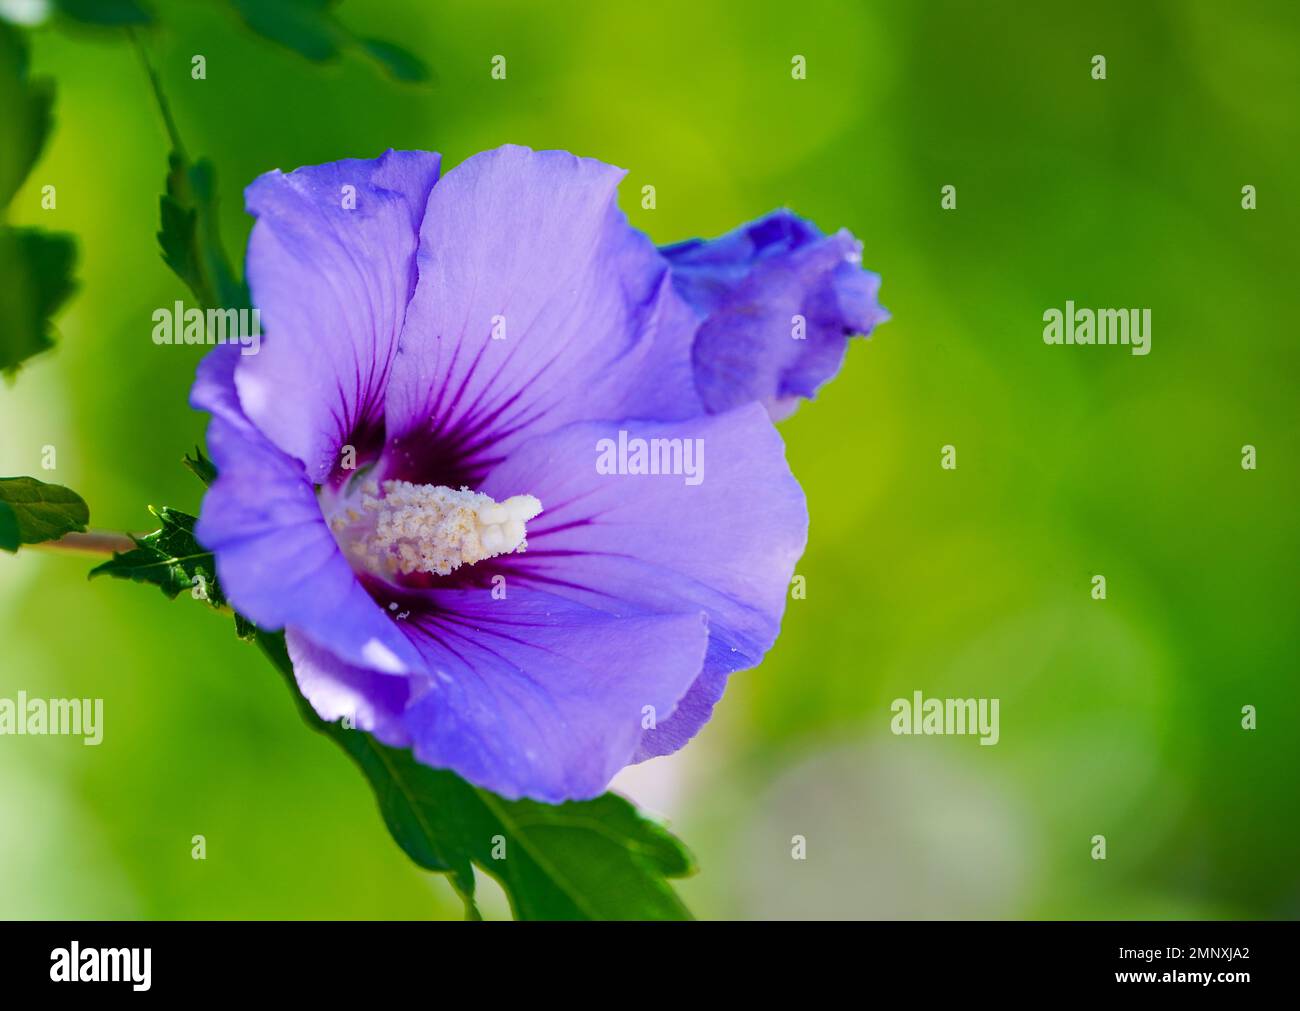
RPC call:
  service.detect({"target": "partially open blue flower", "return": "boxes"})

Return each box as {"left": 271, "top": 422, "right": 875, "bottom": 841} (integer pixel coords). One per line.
{"left": 192, "top": 146, "right": 885, "bottom": 801}
{"left": 663, "top": 209, "right": 889, "bottom": 419}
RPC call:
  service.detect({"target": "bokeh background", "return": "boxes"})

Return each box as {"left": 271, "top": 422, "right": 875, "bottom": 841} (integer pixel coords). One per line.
{"left": 1, "top": 0, "right": 1297, "bottom": 919}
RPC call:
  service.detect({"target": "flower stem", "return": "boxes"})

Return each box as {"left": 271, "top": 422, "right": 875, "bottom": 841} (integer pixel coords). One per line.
{"left": 126, "top": 26, "right": 188, "bottom": 158}
{"left": 34, "top": 530, "right": 136, "bottom": 556}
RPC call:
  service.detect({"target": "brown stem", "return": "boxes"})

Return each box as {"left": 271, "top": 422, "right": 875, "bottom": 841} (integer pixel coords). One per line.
{"left": 35, "top": 530, "right": 137, "bottom": 556}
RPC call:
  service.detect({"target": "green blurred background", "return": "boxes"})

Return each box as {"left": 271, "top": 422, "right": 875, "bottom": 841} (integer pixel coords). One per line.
{"left": 2, "top": 0, "right": 1297, "bottom": 919}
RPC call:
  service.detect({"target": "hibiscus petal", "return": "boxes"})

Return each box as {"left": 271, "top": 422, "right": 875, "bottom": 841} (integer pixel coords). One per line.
{"left": 191, "top": 345, "right": 424, "bottom": 676}
{"left": 286, "top": 628, "right": 413, "bottom": 748}
{"left": 662, "top": 209, "right": 889, "bottom": 419}
{"left": 394, "top": 588, "right": 709, "bottom": 802}
{"left": 383, "top": 145, "right": 702, "bottom": 487}
{"left": 476, "top": 401, "right": 807, "bottom": 760}
{"left": 235, "top": 149, "right": 442, "bottom": 481}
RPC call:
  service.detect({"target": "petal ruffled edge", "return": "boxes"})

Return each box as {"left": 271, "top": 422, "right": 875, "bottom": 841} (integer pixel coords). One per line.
{"left": 475, "top": 401, "right": 808, "bottom": 762}
{"left": 662, "top": 209, "right": 889, "bottom": 419}
{"left": 190, "top": 344, "right": 424, "bottom": 676}
{"left": 381, "top": 145, "right": 703, "bottom": 489}
{"left": 235, "top": 149, "right": 442, "bottom": 482}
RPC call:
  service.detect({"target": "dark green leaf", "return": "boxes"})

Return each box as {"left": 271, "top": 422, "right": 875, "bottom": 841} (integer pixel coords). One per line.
{"left": 132, "top": 32, "right": 245, "bottom": 313}
{"left": 221, "top": 0, "right": 432, "bottom": 83}
{"left": 357, "top": 37, "right": 432, "bottom": 83}
{"left": 0, "top": 501, "right": 17, "bottom": 550}
{"left": 183, "top": 446, "right": 217, "bottom": 487}
{"left": 0, "top": 476, "right": 88, "bottom": 551}
{"left": 0, "top": 227, "right": 77, "bottom": 376}
{"left": 228, "top": 0, "right": 342, "bottom": 63}
{"left": 53, "top": 0, "right": 153, "bottom": 27}
{"left": 257, "top": 631, "right": 696, "bottom": 920}
{"left": 90, "top": 504, "right": 254, "bottom": 639}
{"left": 90, "top": 506, "right": 218, "bottom": 601}
{"left": 0, "top": 25, "right": 77, "bottom": 377}
{"left": 233, "top": 612, "right": 257, "bottom": 640}
{"left": 0, "top": 22, "right": 54, "bottom": 209}
{"left": 158, "top": 153, "right": 249, "bottom": 313}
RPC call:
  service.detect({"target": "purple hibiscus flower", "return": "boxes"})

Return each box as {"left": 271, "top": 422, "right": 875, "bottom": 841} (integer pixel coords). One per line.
{"left": 191, "top": 145, "right": 885, "bottom": 802}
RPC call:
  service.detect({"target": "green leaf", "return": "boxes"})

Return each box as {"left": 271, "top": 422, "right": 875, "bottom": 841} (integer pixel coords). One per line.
{"left": 223, "top": 0, "right": 432, "bottom": 83}
{"left": 182, "top": 446, "right": 217, "bottom": 487}
{"left": 0, "top": 227, "right": 77, "bottom": 376}
{"left": 228, "top": 0, "right": 343, "bottom": 63}
{"left": 0, "top": 22, "right": 54, "bottom": 209}
{"left": 0, "top": 25, "right": 77, "bottom": 377}
{"left": 357, "top": 37, "right": 432, "bottom": 84}
{"left": 257, "top": 631, "right": 696, "bottom": 920}
{"left": 90, "top": 504, "right": 254, "bottom": 640}
{"left": 0, "top": 475, "right": 89, "bottom": 552}
{"left": 158, "top": 153, "right": 249, "bottom": 313}
{"left": 89, "top": 506, "right": 217, "bottom": 600}
{"left": 53, "top": 0, "right": 154, "bottom": 27}
{"left": 129, "top": 34, "right": 248, "bottom": 315}
{"left": 233, "top": 612, "right": 257, "bottom": 641}
{"left": 0, "top": 502, "right": 17, "bottom": 550}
